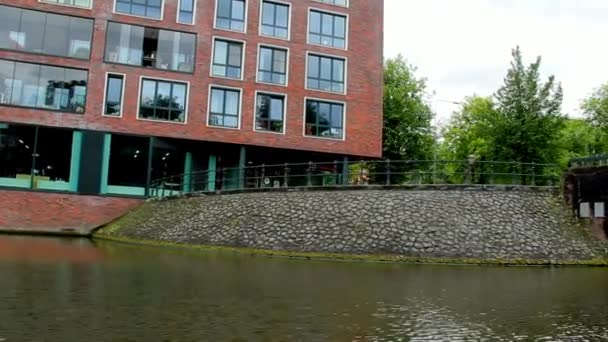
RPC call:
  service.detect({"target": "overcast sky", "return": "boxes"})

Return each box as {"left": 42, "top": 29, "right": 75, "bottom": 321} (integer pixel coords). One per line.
{"left": 383, "top": 0, "right": 608, "bottom": 125}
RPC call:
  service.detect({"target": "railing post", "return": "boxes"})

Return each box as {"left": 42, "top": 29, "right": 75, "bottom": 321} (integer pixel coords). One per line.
{"left": 218, "top": 167, "right": 225, "bottom": 192}
{"left": 333, "top": 160, "right": 339, "bottom": 185}
{"left": 465, "top": 155, "right": 476, "bottom": 184}
{"left": 260, "top": 164, "right": 266, "bottom": 188}
{"left": 511, "top": 163, "right": 517, "bottom": 185}
{"left": 385, "top": 159, "right": 391, "bottom": 185}
{"left": 414, "top": 162, "right": 421, "bottom": 185}
{"left": 359, "top": 160, "right": 364, "bottom": 185}
{"left": 531, "top": 165, "right": 536, "bottom": 186}
{"left": 283, "top": 163, "right": 289, "bottom": 188}
{"left": 307, "top": 161, "right": 313, "bottom": 186}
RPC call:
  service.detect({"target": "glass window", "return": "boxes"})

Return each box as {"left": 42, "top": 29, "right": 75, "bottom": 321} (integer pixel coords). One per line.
{"left": 305, "top": 99, "right": 344, "bottom": 139}
{"left": 0, "top": 59, "right": 87, "bottom": 114}
{"left": 138, "top": 78, "right": 187, "bottom": 122}
{"left": 0, "top": 6, "right": 93, "bottom": 59}
{"left": 115, "top": 0, "right": 163, "bottom": 19}
{"left": 307, "top": 54, "right": 345, "bottom": 93}
{"left": 261, "top": 1, "right": 289, "bottom": 39}
{"left": 178, "top": 0, "right": 195, "bottom": 24}
{"left": 308, "top": 10, "right": 346, "bottom": 49}
{"left": 255, "top": 93, "right": 284, "bottom": 133}
{"left": 104, "top": 74, "right": 124, "bottom": 116}
{"left": 108, "top": 134, "right": 149, "bottom": 188}
{"left": 36, "top": 127, "right": 74, "bottom": 187}
{"left": 257, "top": 46, "right": 287, "bottom": 85}
{"left": 208, "top": 87, "right": 240, "bottom": 128}
{"left": 41, "top": 0, "right": 92, "bottom": 8}
{"left": 317, "top": 0, "right": 347, "bottom": 6}
{"left": 212, "top": 39, "right": 243, "bottom": 79}
{"left": 216, "top": 0, "right": 246, "bottom": 32}
{"left": 105, "top": 22, "right": 195, "bottom": 73}
{"left": 0, "top": 123, "right": 36, "bottom": 188}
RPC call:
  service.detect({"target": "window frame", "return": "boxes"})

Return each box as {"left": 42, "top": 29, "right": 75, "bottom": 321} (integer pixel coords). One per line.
{"left": 256, "top": 43, "right": 289, "bottom": 87}
{"left": 176, "top": 0, "right": 197, "bottom": 25}
{"left": 0, "top": 58, "right": 89, "bottom": 114}
{"left": 306, "top": 7, "right": 349, "bottom": 50}
{"left": 136, "top": 76, "right": 189, "bottom": 125}
{"left": 253, "top": 90, "right": 287, "bottom": 135}
{"left": 103, "top": 21, "right": 197, "bottom": 74}
{"left": 113, "top": 0, "right": 165, "bottom": 21}
{"left": 0, "top": 6, "right": 94, "bottom": 60}
{"left": 206, "top": 84, "right": 243, "bottom": 130}
{"left": 304, "top": 51, "right": 347, "bottom": 95}
{"left": 210, "top": 36, "right": 246, "bottom": 81}
{"left": 313, "top": 0, "right": 349, "bottom": 8}
{"left": 302, "top": 97, "right": 346, "bottom": 141}
{"left": 38, "top": 0, "right": 93, "bottom": 10}
{"left": 258, "top": 0, "right": 291, "bottom": 41}
{"left": 214, "top": 0, "right": 249, "bottom": 33}
{"left": 102, "top": 72, "right": 126, "bottom": 118}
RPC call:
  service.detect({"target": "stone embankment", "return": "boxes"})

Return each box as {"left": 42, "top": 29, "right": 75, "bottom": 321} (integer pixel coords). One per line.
{"left": 95, "top": 188, "right": 608, "bottom": 265}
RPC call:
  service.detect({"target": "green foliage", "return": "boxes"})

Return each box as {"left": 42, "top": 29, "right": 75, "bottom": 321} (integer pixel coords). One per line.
{"left": 383, "top": 55, "right": 435, "bottom": 161}
{"left": 556, "top": 119, "right": 608, "bottom": 167}
{"left": 440, "top": 47, "right": 564, "bottom": 169}
{"left": 582, "top": 83, "right": 608, "bottom": 131}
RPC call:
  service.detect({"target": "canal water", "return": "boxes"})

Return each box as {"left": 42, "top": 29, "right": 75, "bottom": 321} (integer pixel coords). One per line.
{"left": 0, "top": 236, "right": 606, "bottom": 341}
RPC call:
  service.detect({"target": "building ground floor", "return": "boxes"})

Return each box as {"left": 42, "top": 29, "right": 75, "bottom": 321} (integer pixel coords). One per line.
{"left": 0, "top": 121, "right": 354, "bottom": 198}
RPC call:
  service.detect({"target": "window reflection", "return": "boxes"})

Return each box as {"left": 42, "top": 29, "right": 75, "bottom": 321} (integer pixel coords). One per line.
{"left": 0, "top": 5, "right": 93, "bottom": 59}
{"left": 105, "top": 22, "right": 195, "bottom": 73}
{"left": 0, "top": 59, "right": 87, "bottom": 113}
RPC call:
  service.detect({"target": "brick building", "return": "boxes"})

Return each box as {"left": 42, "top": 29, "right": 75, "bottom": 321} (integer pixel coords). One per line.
{"left": 0, "top": 0, "right": 384, "bottom": 197}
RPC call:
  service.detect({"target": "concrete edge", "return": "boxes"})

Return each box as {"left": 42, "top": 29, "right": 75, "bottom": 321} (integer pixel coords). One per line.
{"left": 92, "top": 233, "right": 608, "bottom": 267}
{"left": 151, "top": 184, "right": 559, "bottom": 201}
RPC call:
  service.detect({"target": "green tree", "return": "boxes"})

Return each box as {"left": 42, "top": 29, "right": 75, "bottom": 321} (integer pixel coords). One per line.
{"left": 383, "top": 55, "right": 435, "bottom": 161}
{"left": 582, "top": 83, "right": 608, "bottom": 131}
{"left": 439, "top": 96, "right": 498, "bottom": 161}
{"left": 493, "top": 46, "right": 564, "bottom": 165}
{"left": 557, "top": 119, "right": 608, "bottom": 167}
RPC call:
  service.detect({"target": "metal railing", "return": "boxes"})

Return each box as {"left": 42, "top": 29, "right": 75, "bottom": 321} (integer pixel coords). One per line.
{"left": 569, "top": 155, "right": 608, "bottom": 168}
{"left": 149, "top": 160, "right": 560, "bottom": 198}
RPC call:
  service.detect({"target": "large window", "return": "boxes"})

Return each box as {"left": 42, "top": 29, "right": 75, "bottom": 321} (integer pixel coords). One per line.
{"left": 41, "top": 0, "right": 92, "bottom": 8}
{"left": 0, "top": 59, "right": 87, "bottom": 113}
{"left": 308, "top": 10, "right": 346, "bottom": 49}
{"left": 0, "top": 123, "right": 76, "bottom": 191}
{"left": 317, "top": 0, "right": 347, "bottom": 6}
{"left": 208, "top": 87, "right": 240, "bottom": 128}
{"left": 104, "top": 74, "right": 124, "bottom": 116}
{"left": 307, "top": 54, "right": 345, "bottom": 93}
{"left": 212, "top": 39, "right": 243, "bottom": 79}
{"left": 260, "top": 1, "right": 289, "bottom": 39}
{"left": 0, "top": 6, "right": 93, "bottom": 59}
{"left": 108, "top": 134, "right": 149, "bottom": 191}
{"left": 257, "top": 46, "right": 287, "bottom": 85}
{"left": 139, "top": 78, "right": 188, "bottom": 123}
{"left": 105, "top": 22, "right": 196, "bottom": 73}
{"left": 255, "top": 93, "right": 285, "bottom": 133}
{"left": 305, "top": 99, "right": 344, "bottom": 139}
{"left": 115, "top": 0, "right": 163, "bottom": 19}
{"left": 216, "top": 0, "right": 246, "bottom": 32}
{"left": 178, "top": 0, "right": 196, "bottom": 24}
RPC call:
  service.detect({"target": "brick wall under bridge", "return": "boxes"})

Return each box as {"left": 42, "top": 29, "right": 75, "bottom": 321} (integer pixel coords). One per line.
{"left": 0, "top": 190, "right": 142, "bottom": 236}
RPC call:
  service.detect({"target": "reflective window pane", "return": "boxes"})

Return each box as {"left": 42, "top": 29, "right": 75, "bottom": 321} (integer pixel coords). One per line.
{"left": 305, "top": 99, "right": 344, "bottom": 139}
{"left": 208, "top": 87, "right": 240, "bottom": 128}
{"left": 257, "top": 46, "right": 287, "bottom": 85}
{"left": 212, "top": 39, "right": 242, "bottom": 79}
{"left": 306, "top": 54, "right": 345, "bottom": 94}
{"left": 138, "top": 78, "right": 187, "bottom": 123}
{"left": 104, "top": 74, "right": 124, "bottom": 116}
{"left": 216, "top": 0, "right": 246, "bottom": 32}
{"left": 308, "top": 10, "right": 347, "bottom": 49}
{"left": 0, "top": 6, "right": 92, "bottom": 59}
{"left": 260, "top": 1, "right": 289, "bottom": 39}
{"left": 115, "top": 0, "right": 162, "bottom": 19}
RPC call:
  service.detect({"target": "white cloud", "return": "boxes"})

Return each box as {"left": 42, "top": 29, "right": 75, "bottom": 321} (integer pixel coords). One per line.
{"left": 384, "top": 0, "right": 608, "bottom": 123}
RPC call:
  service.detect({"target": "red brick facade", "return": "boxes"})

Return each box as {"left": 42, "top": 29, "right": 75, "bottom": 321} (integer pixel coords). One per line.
{"left": 0, "top": 189, "right": 142, "bottom": 235}
{"left": 0, "top": 0, "right": 384, "bottom": 158}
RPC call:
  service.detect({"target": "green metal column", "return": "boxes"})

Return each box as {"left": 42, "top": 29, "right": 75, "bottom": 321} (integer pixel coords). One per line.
{"left": 239, "top": 146, "right": 246, "bottom": 189}
{"left": 68, "top": 131, "right": 83, "bottom": 192}
{"left": 182, "top": 152, "right": 193, "bottom": 192}
{"left": 208, "top": 155, "right": 217, "bottom": 192}
{"left": 100, "top": 133, "right": 112, "bottom": 194}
